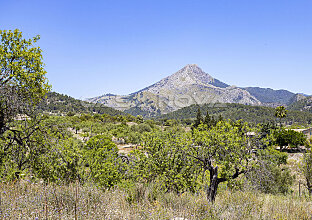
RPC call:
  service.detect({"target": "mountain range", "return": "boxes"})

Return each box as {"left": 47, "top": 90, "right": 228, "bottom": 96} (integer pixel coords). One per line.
{"left": 87, "top": 64, "right": 308, "bottom": 116}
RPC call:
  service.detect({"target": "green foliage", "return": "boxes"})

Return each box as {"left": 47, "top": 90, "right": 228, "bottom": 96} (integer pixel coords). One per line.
{"left": 37, "top": 92, "right": 124, "bottom": 116}
{"left": 301, "top": 148, "right": 312, "bottom": 195}
{"left": 33, "top": 138, "right": 83, "bottom": 183}
{"left": 275, "top": 106, "right": 288, "bottom": 127}
{"left": 288, "top": 95, "right": 312, "bottom": 114}
{"left": 274, "top": 128, "right": 306, "bottom": 149}
{"left": 193, "top": 107, "right": 202, "bottom": 128}
{"left": 0, "top": 115, "right": 70, "bottom": 181}
{"left": 84, "top": 135, "right": 124, "bottom": 188}
{"left": 258, "top": 146, "right": 288, "bottom": 166}
{"left": 0, "top": 29, "right": 50, "bottom": 104}
{"left": 136, "top": 115, "right": 144, "bottom": 123}
{"left": 0, "top": 103, "right": 299, "bottom": 203}
{"left": 130, "top": 131, "right": 200, "bottom": 193}
{"left": 192, "top": 121, "right": 253, "bottom": 180}
{"left": 162, "top": 119, "right": 179, "bottom": 127}
{"left": 247, "top": 147, "right": 294, "bottom": 194}
{"left": 157, "top": 103, "right": 312, "bottom": 125}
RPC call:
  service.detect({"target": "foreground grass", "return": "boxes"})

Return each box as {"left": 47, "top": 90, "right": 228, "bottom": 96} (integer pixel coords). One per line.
{"left": 0, "top": 182, "right": 311, "bottom": 219}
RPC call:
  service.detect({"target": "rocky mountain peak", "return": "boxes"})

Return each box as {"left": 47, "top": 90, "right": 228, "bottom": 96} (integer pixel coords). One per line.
{"left": 173, "top": 64, "right": 213, "bottom": 82}
{"left": 148, "top": 64, "right": 216, "bottom": 92}
{"left": 87, "top": 64, "right": 263, "bottom": 116}
{"left": 180, "top": 64, "right": 200, "bottom": 72}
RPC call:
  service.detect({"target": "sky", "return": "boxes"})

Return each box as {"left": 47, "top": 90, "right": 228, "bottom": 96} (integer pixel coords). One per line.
{"left": 1, "top": 0, "right": 312, "bottom": 98}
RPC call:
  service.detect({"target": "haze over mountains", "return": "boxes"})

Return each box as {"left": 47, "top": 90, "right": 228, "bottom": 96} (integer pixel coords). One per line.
{"left": 87, "top": 64, "right": 306, "bottom": 116}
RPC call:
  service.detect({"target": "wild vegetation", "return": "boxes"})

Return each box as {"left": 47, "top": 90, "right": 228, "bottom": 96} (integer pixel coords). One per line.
{"left": 158, "top": 103, "right": 312, "bottom": 125}
{"left": 38, "top": 92, "right": 124, "bottom": 116}
{"left": 1, "top": 29, "right": 312, "bottom": 219}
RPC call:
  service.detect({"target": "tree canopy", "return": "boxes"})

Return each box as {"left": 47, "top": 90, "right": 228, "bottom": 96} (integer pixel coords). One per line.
{"left": 0, "top": 29, "right": 50, "bottom": 133}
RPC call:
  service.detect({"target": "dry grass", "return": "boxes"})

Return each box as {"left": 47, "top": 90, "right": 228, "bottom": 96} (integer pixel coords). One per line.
{"left": 0, "top": 181, "right": 311, "bottom": 220}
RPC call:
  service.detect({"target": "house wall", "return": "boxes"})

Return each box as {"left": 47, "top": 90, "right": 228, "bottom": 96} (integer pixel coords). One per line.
{"left": 302, "top": 128, "right": 312, "bottom": 139}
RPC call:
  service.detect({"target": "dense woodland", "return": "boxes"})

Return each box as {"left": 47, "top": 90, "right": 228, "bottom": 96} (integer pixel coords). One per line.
{"left": 159, "top": 103, "right": 312, "bottom": 125}
{"left": 1, "top": 29, "right": 312, "bottom": 219}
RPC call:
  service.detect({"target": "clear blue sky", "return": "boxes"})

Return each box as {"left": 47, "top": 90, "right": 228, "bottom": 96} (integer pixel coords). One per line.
{"left": 1, "top": 0, "right": 312, "bottom": 98}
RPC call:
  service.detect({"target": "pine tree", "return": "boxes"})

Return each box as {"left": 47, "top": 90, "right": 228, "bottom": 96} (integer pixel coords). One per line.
{"left": 204, "top": 111, "right": 211, "bottom": 128}
{"left": 193, "top": 107, "right": 202, "bottom": 128}
{"left": 218, "top": 114, "right": 223, "bottom": 122}
{"left": 211, "top": 116, "right": 217, "bottom": 127}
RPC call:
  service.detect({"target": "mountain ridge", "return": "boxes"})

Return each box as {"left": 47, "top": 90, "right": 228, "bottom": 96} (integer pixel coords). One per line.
{"left": 87, "top": 64, "right": 301, "bottom": 116}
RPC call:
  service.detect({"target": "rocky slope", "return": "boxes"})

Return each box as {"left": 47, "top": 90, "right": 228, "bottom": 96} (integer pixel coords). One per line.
{"left": 87, "top": 64, "right": 261, "bottom": 116}
{"left": 288, "top": 95, "right": 312, "bottom": 113}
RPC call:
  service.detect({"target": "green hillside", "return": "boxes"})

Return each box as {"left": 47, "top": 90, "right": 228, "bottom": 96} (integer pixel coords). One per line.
{"left": 37, "top": 92, "right": 124, "bottom": 115}
{"left": 288, "top": 96, "right": 312, "bottom": 113}
{"left": 157, "top": 103, "right": 312, "bottom": 125}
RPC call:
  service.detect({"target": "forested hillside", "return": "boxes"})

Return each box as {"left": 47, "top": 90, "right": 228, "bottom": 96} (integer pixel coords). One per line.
{"left": 288, "top": 96, "right": 312, "bottom": 113}
{"left": 158, "top": 103, "right": 312, "bottom": 125}
{"left": 37, "top": 92, "right": 124, "bottom": 115}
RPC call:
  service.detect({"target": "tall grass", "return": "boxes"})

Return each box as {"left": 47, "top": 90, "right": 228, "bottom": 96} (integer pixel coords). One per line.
{"left": 0, "top": 181, "right": 311, "bottom": 219}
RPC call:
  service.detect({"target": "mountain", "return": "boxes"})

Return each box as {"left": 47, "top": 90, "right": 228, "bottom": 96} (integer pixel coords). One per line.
{"left": 243, "top": 87, "right": 294, "bottom": 106}
{"left": 88, "top": 64, "right": 261, "bottom": 116}
{"left": 287, "top": 93, "right": 306, "bottom": 105}
{"left": 38, "top": 92, "right": 124, "bottom": 116}
{"left": 157, "top": 103, "right": 312, "bottom": 125}
{"left": 288, "top": 95, "right": 312, "bottom": 113}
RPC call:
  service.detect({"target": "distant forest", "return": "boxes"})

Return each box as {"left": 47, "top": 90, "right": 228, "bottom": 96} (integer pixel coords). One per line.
{"left": 158, "top": 103, "right": 312, "bottom": 125}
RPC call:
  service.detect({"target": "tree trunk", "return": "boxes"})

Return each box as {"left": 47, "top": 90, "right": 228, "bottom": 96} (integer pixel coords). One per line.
{"left": 207, "top": 166, "right": 219, "bottom": 203}
{"left": 0, "top": 108, "right": 5, "bottom": 134}
{"left": 307, "top": 179, "right": 312, "bottom": 196}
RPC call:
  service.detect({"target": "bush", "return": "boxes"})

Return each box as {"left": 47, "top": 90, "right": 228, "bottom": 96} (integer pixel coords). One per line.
{"left": 301, "top": 148, "right": 312, "bottom": 195}
{"left": 84, "top": 135, "right": 125, "bottom": 188}
{"left": 246, "top": 147, "right": 295, "bottom": 194}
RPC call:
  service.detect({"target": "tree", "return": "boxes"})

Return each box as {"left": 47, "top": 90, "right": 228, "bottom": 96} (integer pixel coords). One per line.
{"left": 136, "top": 115, "right": 144, "bottom": 123}
{"left": 0, "top": 29, "right": 50, "bottom": 133}
{"left": 129, "top": 131, "right": 199, "bottom": 193}
{"left": 203, "top": 111, "right": 211, "bottom": 128}
{"left": 189, "top": 121, "right": 256, "bottom": 202}
{"left": 84, "top": 135, "right": 124, "bottom": 188}
{"left": 301, "top": 148, "right": 312, "bottom": 195}
{"left": 246, "top": 146, "right": 294, "bottom": 194}
{"left": 275, "top": 106, "right": 287, "bottom": 127}
{"left": 193, "top": 106, "right": 202, "bottom": 129}
{"left": 0, "top": 115, "right": 68, "bottom": 181}
{"left": 274, "top": 128, "right": 306, "bottom": 150}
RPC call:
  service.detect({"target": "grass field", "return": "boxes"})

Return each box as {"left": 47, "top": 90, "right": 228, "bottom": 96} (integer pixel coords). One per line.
{"left": 0, "top": 181, "right": 311, "bottom": 220}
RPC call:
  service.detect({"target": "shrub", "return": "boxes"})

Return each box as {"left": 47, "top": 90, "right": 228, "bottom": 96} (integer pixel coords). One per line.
{"left": 84, "top": 135, "right": 124, "bottom": 188}
{"left": 246, "top": 147, "right": 295, "bottom": 194}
